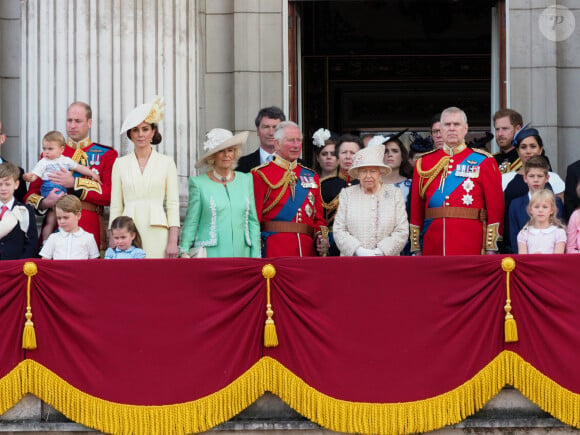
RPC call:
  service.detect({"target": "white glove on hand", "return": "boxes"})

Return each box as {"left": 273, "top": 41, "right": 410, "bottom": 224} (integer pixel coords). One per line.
{"left": 373, "top": 248, "right": 383, "bottom": 256}
{"left": 355, "top": 247, "right": 376, "bottom": 256}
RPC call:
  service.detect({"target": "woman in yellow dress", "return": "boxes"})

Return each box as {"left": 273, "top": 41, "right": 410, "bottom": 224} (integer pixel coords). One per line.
{"left": 109, "top": 97, "right": 180, "bottom": 258}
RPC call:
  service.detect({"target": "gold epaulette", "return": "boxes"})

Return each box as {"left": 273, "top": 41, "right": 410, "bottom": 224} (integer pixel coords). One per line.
{"left": 251, "top": 162, "right": 270, "bottom": 172}
{"left": 472, "top": 148, "right": 494, "bottom": 158}
{"left": 297, "top": 162, "right": 316, "bottom": 173}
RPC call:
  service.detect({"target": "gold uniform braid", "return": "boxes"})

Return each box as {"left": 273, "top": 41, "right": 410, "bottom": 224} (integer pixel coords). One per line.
{"left": 416, "top": 156, "right": 450, "bottom": 199}
{"left": 255, "top": 169, "right": 298, "bottom": 214}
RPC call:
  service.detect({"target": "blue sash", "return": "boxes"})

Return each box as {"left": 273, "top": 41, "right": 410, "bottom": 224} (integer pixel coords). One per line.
{"left": 423, "top": 151, "right": 486, "bottom": 240}
{"left": 428, "top": 151, "right": 486, "bottom": 208}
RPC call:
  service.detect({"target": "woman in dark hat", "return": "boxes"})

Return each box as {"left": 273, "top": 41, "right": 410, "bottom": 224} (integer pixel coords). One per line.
{"left": 501, "top": 126, "right": 564, "bottom": 253}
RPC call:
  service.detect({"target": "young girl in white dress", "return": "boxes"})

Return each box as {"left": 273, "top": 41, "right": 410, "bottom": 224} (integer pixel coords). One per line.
{"left": 517, "top": 189, "right": 566, "bottom": 254}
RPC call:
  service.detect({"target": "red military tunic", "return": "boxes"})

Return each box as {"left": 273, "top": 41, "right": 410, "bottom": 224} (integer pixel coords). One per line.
{"left": 410, "top": 143, "right": 504, "bottom": 255}
{"left": 25, "top": 138, "right": 118, "bottom": 249}
{"left": 252, "top": 156, "right": 327, "bottom": 257}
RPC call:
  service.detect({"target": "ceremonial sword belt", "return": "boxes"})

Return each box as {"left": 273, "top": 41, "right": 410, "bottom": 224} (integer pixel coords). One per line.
{"left": 425, "top": 207, "right": 487, "bottom": 222}
{"left": 261, "top": 221, "right": 314, "bottom": 238}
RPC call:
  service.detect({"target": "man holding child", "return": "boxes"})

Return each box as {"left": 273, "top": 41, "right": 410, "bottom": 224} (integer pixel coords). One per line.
{"left": 25, "top": 102, "right": 117, "bottom": 249}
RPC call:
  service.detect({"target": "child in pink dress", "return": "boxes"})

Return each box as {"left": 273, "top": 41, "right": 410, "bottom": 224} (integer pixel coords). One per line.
{"left": 566, "top": 182, "right": 580, "bottom": 253}
{"left": 517, "top": 189, "right": 566, "bottom": 254}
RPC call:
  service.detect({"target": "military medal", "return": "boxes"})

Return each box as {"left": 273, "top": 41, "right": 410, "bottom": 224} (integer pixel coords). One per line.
{"left": 307, "top": 191, "right": 315, "bottom": 205}
{"left": 462, "top": 179, "right": 474, "bottom": 193}
{"left": 462, "top": 194, "right": 474, "bottom": 205}
{"left": 305, "top": 204, "right": 313, "bottom": 217}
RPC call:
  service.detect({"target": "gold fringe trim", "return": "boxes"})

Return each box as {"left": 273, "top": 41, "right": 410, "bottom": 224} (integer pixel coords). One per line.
{"left": 1, "top": 353, "right": 579, "bottom": 434}
{"left": 20, "top": 359, "right": 266, "bottom": 435}
{"left": 0, "top": 363, "right": 27, "bottom": 415}
{"left": 507, "top": 351, "right": 580, "bottom": 429}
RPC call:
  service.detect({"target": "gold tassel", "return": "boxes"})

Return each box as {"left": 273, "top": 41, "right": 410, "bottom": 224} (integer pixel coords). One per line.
{"left": 262, "top": 264, "right": 278, "bottom": 347}
{"left": 501, "top": 257, "right": 518, "bottom": 343}
{"left": 22, "top": 262, "right": 39, "bottom": 350}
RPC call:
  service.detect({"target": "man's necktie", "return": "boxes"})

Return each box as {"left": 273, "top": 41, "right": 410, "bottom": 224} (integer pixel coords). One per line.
{"left": 0, "top": 205, "right": 8, "bottom": 220}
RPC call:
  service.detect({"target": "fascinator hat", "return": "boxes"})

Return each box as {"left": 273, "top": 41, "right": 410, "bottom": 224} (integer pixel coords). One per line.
{"left": 348, "top": 144, "right": 392, "bottom": 178}
{"left": 366, "top": 129, "right": 409, "bottom": 148}
{"left": 196, "top": 128, "right": 249, "bottom": 168}
{"left": 120, "top": 96, "right": 166, "bottom": 135}
{"left": 512, "top": 124, "right": 540, "bottom": 148}
{"left": 409, "top": 132, "right": 434, "bottom": 153}
{"left": 312, "top": 128, "right": 331, "bottom": 148}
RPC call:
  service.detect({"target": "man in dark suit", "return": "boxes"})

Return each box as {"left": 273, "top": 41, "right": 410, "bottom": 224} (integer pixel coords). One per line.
{"left": 236, "top": 106, "right": 286, "bottom": 173}
{"left": 0, "top": 120, "right": 27, "bottom": 203}
{"left": 564, "top": 159, "right": 580, "bottom": 220}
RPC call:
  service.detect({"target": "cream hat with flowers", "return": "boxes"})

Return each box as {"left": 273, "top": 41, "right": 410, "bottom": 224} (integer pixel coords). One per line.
{"left": 348, "top": 143, "right": 392, "bottom": 178}
{"left": 120, "top": 96, "right": 165, "bottom": 135}
{"left": 195, "top": 128, "right": 249, "bottom": 168}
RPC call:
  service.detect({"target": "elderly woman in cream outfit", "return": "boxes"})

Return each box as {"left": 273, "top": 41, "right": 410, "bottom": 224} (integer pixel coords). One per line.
{"left": 109, "top": 97, "right": 180, "bottom": 258}
{"left": 333, "top": 144, "right": 408, "bottom": 256}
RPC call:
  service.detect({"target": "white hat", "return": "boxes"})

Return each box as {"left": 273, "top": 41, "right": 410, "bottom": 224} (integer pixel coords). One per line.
{"left": 196, "top": 128, "right": 249, "bottom": 168}
{"left": 367, "top": 135, "right": 388, "bottom": 148}
{"left": 120, "top": 96, "right": 165, "bottom": 135}
{"left": 348, "top": 144, "right": 392, "bottom": 178}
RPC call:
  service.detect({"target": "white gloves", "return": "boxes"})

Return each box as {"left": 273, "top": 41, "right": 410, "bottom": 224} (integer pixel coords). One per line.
{"left": 355, "top": 247, "right": 383, "bottom": 256}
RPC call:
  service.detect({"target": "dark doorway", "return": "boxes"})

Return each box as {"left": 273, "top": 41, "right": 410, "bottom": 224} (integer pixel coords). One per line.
{"left": 294, "top": 0, "right": 496, "bottom": 162}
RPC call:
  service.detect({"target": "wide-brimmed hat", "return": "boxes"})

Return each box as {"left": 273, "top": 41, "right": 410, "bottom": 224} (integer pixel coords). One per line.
{"left": 348, "top": 144, "right": 392, "bottom": 178}
{"left": 120, "top": 96, "right": 165, "bottom": 135}
{"left": 195, "top": 128, "right": 249, "bottom": 168}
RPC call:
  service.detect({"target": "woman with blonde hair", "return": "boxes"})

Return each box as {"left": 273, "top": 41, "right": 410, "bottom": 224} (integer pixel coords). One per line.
{"left": 179, "top": 128, "right": 260, "bottom": 258}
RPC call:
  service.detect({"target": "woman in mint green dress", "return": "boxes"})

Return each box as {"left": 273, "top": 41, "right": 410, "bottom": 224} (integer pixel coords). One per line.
{"left": 179, "top": 129, "right": 260, "bottom": 258}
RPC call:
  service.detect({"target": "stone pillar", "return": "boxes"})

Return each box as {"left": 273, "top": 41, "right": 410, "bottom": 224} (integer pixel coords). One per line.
{"left": 0, "top": 0, "right": 21, "bottom": 165}
{"left": 200, "top": 0, "right": 285, "bottom": 157}
{"left": 509, "top": 1, "right": 580, "bottom": 174}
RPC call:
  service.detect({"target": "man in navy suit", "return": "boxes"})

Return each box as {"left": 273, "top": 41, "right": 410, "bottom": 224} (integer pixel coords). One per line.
{"left": 236, "top": 106, "right": 286, "bottom": 173}
{"left": 0, "top": 121, "right": 27, "bottom": 203}
{"left": 0, "top": 162, "right": 38, "bottom": 260}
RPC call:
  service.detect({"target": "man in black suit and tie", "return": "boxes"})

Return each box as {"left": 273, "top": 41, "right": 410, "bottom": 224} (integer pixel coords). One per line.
{"left": 0, "top": 120, "right": 27, "bottom": 203}
{"left": 236, "top": 106, "right": 286, "bottom": 173}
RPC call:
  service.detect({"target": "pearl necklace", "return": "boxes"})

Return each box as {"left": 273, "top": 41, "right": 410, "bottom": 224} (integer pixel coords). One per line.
{"left": 213, "top": 170, "right": 233, "bottom": 183}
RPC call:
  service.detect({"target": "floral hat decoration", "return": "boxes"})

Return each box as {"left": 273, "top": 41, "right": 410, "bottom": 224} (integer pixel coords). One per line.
{"left": 196, "top": 128, "right": 249, "bottom": 168}
{"left": 120, "top": 96, "right": 166, "bottom": 135}
{"left": 312, "top": 128, "right": 331, "bottom": 148}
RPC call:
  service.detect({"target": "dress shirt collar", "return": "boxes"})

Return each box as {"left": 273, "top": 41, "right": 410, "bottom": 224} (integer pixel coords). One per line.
{"left": 1, "top": 198, "right": 15, "bottom": 210}
{"left": 58, "top": 227, "right": 85, "bottom": 238}
{"left": 114, "top": 246, "right": 137, "bottom": 254}
{"left": 259, "top": 147, "right": 275, "bottom": 165}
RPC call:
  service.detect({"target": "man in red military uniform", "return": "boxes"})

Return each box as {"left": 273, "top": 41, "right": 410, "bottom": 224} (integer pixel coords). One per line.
{"left": 410, "top": 107, "right": 504, "bottom": 255}
{"left": 25, "top": 102, "right": 118, "bottom": 250}
{"left": 252, "top": 121, "right": 328, "bottom": 257}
